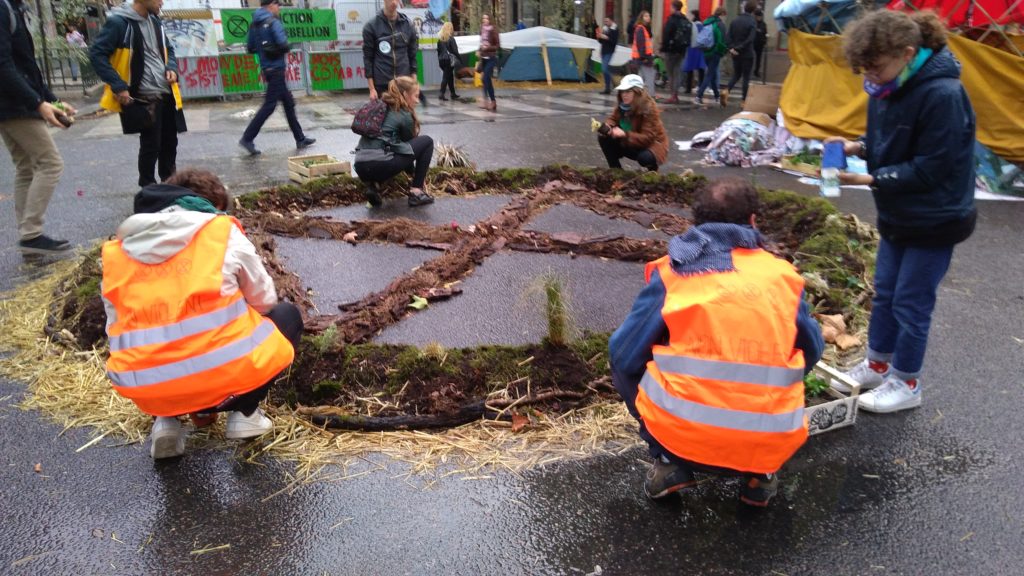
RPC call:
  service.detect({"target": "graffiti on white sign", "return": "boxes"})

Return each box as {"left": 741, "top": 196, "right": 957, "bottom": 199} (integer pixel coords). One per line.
{"left": 165, "top": 18, "right": 218, "bottom": 57}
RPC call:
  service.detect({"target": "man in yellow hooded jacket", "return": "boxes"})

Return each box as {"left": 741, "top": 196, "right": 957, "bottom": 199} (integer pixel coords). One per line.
{"left": 90, "top": 0, "right": 186, "bottom": 187}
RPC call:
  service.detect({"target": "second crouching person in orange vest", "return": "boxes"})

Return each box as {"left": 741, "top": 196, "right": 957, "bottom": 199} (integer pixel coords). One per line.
{"left": 610, "top": 178, "right": 824, "bottom": 506}
{"left": 101, "top": 168, "right": 303, "bottom": 460}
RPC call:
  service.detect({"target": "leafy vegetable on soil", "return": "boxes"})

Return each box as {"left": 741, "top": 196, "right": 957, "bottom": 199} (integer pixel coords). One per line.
{"left": 804, "top": 372, "right": 831, "bottom": 399}
{"left": 301, "top": 158, "right": 337, "bottom": 167}
{"left": 790, "top": 148, "right": 822, "bottom": 166}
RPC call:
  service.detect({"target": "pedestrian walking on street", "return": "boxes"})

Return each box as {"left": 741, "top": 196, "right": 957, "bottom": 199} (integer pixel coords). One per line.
{"left": 596, "top": 16, "right": 619, "bottom": 94}
{"left": 353, "top": 76, "right": 435, "bottom": 208}
{"left": 694, "top": 7, "right": 728, "bottom": 107}
{"left": 362, "top": 0, "right": 418, "bottom": 102}
{"left": 65, "top": 24, "right": 87, "bottom": 81}
{"left": 631, "top": 11, "right": 656, "bottom": 96}
{"left": 610, "top": 177, "right": 823, "bottom": 506}
{"left": 90, "top": 0, "right": 187, "bottom": 188}
{"left": 723, "top": 1, "right": 759, "bottom": 107}
{"left": 827, "top": 10, "right": 976, "bottom": 414}
{"left": 0, "top": 0, "right": 74, "bottom": 254}
{"left": 436, "top": 22, "right": 460, "bottom": 101}
{"left": 753, "top": 10, "right": 768, "bottom": 79}
{"left": 238, "top": 0, "right": 315, "bottom": 156}
{"left": 659, "top": 1, "right": 691, "bottom": 104}
{"left": 101, "top": 168, "right": 303, "bottom": 459}
{"left": 682, "top": 10, "right": 706, "bottom": 94}
{"left": 597, "top": 74, "right": 668, "bottom": 172}
{"left": 477, "top": 14, "right": 500, "bottom": 111}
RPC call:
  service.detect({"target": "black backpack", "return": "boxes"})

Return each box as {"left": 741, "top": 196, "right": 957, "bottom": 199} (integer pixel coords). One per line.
{"left": 670, "top": 18, "right": 692, "bottom": 51}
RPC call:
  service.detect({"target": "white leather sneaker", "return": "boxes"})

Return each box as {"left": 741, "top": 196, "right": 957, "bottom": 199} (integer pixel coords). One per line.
{"left": 831, "top": 359, "right": 889, "bottom": 393}
{"left": 225, "top": 409, "right": 274, "bottom": 439}
{"left": 858, "top": 374, "right": 922, "bottom": 413}
{"left": 149, "top": 417, "right": 186, "bottom": 459}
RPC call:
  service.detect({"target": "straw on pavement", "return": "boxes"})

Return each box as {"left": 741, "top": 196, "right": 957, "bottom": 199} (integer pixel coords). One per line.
{"left": 0, "top": 263, "right": 640, "bottom": 485}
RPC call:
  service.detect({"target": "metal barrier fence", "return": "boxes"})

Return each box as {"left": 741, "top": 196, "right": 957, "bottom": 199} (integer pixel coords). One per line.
{"left": 177, "top": 51, "right": 307, "bottom": 98}
{"left": 36, "top": 49, "right": 102, "bottom": 94}
{"left": 175, "top": 48, "right": 442, "bottom": 100}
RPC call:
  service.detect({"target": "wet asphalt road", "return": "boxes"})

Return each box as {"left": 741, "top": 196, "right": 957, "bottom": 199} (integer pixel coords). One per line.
{"left": 1, "top": 91, "right": 1023, "bottom": 575}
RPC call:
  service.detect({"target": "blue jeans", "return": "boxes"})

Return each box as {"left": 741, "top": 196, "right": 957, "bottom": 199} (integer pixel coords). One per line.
{"left": 697, "top": 53, "right": 721, "bottom": 100}
{"left": 601, "top": 53, "right": 613, "bottom": 91}
{"left": 481, "top": 57, "right": 497, "bottom": 102}
{"left": 867, "top": 238, "right": 954, "bottom": 378}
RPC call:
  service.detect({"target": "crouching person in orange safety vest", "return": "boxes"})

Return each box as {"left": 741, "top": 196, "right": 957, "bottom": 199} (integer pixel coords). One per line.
{"left": 609, "top": 177, "right": 824, "bottom": 507}
{"left": 101, "top": 168, "right": 303, "bottom": 460}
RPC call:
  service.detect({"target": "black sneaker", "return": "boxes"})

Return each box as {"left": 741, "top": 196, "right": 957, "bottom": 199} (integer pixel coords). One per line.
{"left": 407, "top": 191, "right": 434, "bottom": 207}
{"left": 364, "top": 184, "right": 383, "bottom": 208}
{"left": 739, "top": 473, "right": 780, "bottom": 507}
{"left": 238, "top": 139, "right": 261, "bottom": 156}
{"left": 643, "top": 458, "right": 697, "bottom": 499}
{"left": 18, "top": 235, "right": 71, "bottom": 254}
{"left": 296, "top": 137, "right": 316, "bottom": 150}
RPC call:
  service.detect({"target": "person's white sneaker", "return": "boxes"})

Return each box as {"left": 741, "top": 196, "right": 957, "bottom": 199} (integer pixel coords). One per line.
{"left": 225, "top": 409, "right": 274, "bottom": 439}
{"left": 149, "top": 417, "right": 186, "bottom": 459}
{"left": 831, "top": 359, "right": 889, "bottom": 393}
{"left": 858, "top": 374, "right": 922, "bottom": 413}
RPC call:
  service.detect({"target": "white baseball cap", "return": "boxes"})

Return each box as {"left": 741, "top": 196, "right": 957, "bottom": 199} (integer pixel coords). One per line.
{"left": 615, "top": 74, "right": 645, "bottom": 92}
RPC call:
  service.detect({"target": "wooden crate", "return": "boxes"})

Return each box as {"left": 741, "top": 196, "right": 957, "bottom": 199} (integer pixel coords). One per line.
{"left": 806, "top": 362, "right": 861, "bottom": 436}
{"left": 287, "top": 154, "right": 351, "bottom": 184}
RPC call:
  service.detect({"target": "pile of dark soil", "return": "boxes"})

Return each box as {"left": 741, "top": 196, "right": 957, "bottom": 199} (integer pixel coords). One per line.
{"left": 47, "top": 166, "right": 875, "bottom": 431}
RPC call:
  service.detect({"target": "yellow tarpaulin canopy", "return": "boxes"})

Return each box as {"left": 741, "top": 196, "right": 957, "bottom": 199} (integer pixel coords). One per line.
{"left": 780, "top": 30, "right": 1024, "bottom": 163}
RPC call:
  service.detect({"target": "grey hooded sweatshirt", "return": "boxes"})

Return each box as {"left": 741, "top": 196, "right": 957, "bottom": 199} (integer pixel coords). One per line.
{"left": 108, "top": 3, "right": 170, "bottom": 95}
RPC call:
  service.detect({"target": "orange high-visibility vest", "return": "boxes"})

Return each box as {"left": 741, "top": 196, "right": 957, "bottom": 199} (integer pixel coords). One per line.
{"left": 102, "top": 215, "right": 294, "bottom": 417}
{"left": 632, "top": 25, "right": 653, "bottom": 59}
{"left": 635, "top": 249, "right": 808, "bottom": 474}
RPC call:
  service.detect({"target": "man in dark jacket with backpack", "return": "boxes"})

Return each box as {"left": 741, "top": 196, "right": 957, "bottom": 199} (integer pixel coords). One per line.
{"left": 0, "top": 0, "right": 73, "bottom": 254}
{"left": 238, "top": 0, "right": 315, "bottom": 156}
{"left": 362, "top": 0, "right": 418, "bottom": 102}
{"left": 660, "top": 0, "right": 691, "bottom": 104}
{"left": 724, "top": 0, "right": 758, "bottom": 107}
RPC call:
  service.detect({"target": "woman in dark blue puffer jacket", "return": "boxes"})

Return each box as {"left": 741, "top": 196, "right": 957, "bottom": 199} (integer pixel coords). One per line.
{"left": 827, "top": 10, "right": 976, "bottom": 414}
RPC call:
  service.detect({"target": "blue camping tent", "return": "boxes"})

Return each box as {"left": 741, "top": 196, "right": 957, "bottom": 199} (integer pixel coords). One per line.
{"left": 499, "top": 46, "right": 581, "bottom": 81}
{"left": 454, "top": 26, "right": 632, "bottom": 83}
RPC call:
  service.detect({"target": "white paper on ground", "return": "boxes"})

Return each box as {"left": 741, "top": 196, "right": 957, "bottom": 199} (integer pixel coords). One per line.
{"left": 797, "top": 177, "right": 871, "bottom": 190}
{"left": 675, "top": 141, "right": 692, "bottom": 151}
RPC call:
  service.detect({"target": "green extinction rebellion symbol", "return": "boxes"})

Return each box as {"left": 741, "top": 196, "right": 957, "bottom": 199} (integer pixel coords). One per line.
{"left": 226, "top": 15, "right": 250, "bottom": 39}
{"left": 221, "top": 9, "right": 337, "bottom": 44}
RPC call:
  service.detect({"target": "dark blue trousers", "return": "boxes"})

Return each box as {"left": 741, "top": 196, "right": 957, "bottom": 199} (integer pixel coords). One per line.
{"left": 242, "top": 67, "right": 305, "bottom": 144}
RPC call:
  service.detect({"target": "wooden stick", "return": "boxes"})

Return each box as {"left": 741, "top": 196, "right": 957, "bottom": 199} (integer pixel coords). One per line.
{"left": 541, "top": 41, "right": 553, "bottom": 86}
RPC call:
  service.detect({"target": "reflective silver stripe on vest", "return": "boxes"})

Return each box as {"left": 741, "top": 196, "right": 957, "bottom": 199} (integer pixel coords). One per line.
{"left": 640, "top": 372, "right": 804, "bottom": 433}
{"left": 654, "top": 354, "right": 803, "bottom": 388}
{"left": 108, "top": 320, "right": 276, "bottom": 388}
{"left": 109, "top": 299, "right": 249, "bottom": 352}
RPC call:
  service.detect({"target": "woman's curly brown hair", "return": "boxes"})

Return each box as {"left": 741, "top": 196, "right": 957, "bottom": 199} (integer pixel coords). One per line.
{"left": 164, "top": 168, "right": 229, "bottom": 211}
{"left": 843, "top": 10, "right": 947, "bottom": 71}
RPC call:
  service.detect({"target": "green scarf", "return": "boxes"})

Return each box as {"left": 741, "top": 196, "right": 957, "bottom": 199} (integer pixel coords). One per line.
{"left": 174, "top": 196, "right": 223, "bottom": 214}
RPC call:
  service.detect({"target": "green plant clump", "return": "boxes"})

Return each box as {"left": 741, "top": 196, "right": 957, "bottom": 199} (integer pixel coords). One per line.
{"left": 804, "top": 372, "right": 830, "bottom": 398}
{"left": 544, "top": 276, "right": 569, "bottom": 347}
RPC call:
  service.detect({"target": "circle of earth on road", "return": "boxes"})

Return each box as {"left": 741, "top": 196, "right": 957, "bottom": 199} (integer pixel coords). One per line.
{"left": 1, "top": 166, "right": 877, "bottom": 476}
